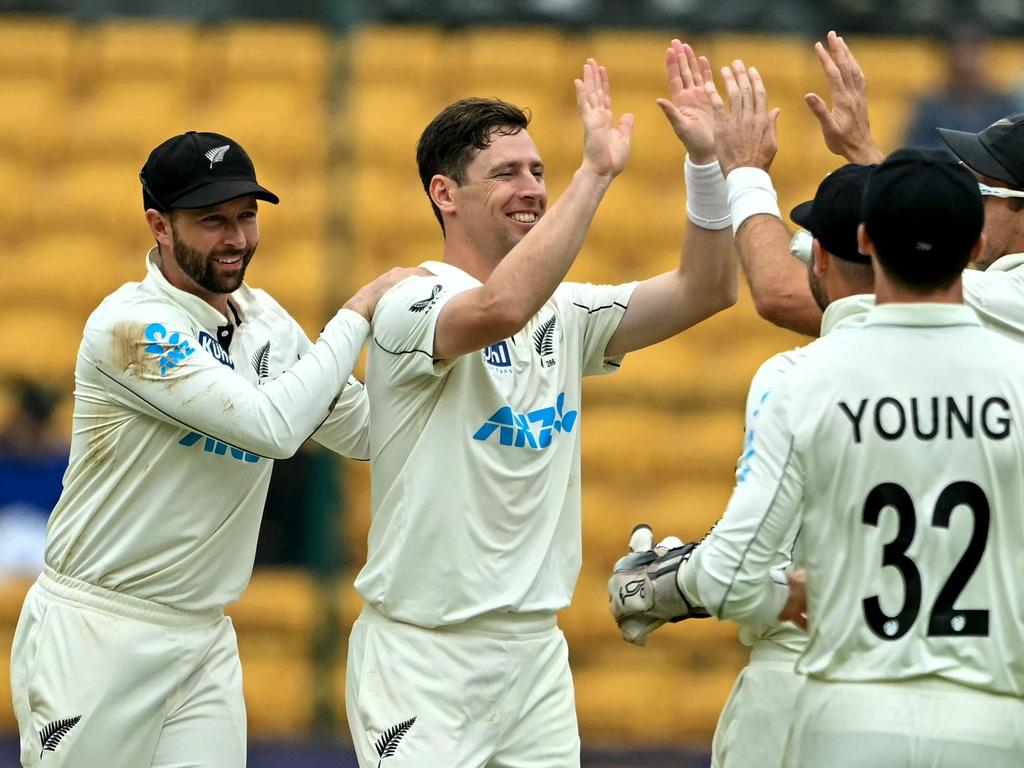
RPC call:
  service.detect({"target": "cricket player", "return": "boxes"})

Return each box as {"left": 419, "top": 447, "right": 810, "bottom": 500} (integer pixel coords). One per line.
{"left": 616, "top": 150, "right": 1024, "bottom": 766}
{"left": 738, "top": 31, "right": 1024, "bottom": 343}
{"left": 9, "top": 131, "right": 414, "bottom": 768}
{"left": 345, "top": 51, "right": 737, "bottom": 767}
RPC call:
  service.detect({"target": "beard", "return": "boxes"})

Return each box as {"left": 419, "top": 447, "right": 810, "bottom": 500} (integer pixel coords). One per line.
{"left": 170, "top": 226, "right": 256, "bottom": 295}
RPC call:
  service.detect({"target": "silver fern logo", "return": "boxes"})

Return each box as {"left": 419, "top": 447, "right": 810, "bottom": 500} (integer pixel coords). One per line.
{"left": 375, "top": 716, "right": 416, "bottom": 766}
{"left": 251, "top": 341, "right": 271, "bottom": 383}
{"left": 39, "top": 715, "right": 81, "bottom": 758}
{"left": 204, "top": 145, "right": 230, "bottom": 169}
{"left": 533, "top": 315, "right": 557, "bottom": 367}
{"left": 408, "top": 285, "right": 442, "bottom": 313}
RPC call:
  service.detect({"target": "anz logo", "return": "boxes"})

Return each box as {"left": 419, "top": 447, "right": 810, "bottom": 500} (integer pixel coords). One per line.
{"left": 473, "top": 392, "right": 577, "bottom": 449}
{"left": 197, "top": 331, "right": 234, "bottom": 369}
{"left": 179, "top": 431, "right": 261, "bottom": 463}
{"left": 144, "top": 323, "right": 194, "bottom": 376}
{"left": 482, "top": 340, "right": 512, "bottom": 370}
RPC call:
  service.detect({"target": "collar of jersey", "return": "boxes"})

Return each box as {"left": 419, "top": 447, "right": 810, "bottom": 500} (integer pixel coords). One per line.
{"left": 821, "top": 293, "right": 874, "bottom": 336}
{"left": 863, "top": 302, "right": 980, "bottom": 329}
{"left": 418, "top": 260, "right": 483, "bottom": 287}
{"left": 145, "top": 246, "right": 251, "bottom": 327}
{"left": 983, "top": 252, "right": 1024, "bottom": 273}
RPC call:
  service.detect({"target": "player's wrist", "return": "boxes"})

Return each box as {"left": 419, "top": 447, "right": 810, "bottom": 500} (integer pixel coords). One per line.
{"left": 726, "top": 167, "right": 782, "bottom": 235}
{"left": 685, "top": 154, "right": 730, "bottom": 231}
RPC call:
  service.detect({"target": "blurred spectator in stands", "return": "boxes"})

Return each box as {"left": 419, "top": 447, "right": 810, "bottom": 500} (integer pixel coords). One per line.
{"left": 0, "top": 379, "right": 68, "bottom": 577}
{"left": 904, "top": 24, "right": 1021, "bottom": 151}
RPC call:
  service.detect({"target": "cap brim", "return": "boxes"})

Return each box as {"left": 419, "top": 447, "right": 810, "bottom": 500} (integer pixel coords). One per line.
{"left": 790, "top": 200, "right": 815, "bottom": 229}
{"left": 937, "top": 127, "right": 1015, "bottom": 184}
{"left": 171, "top": 179, "right": 280, "bottom": 209}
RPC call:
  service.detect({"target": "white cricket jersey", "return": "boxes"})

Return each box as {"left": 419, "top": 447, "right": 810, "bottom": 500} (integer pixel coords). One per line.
{"left": 45, "top": 249, "right": 371, "bottom": 611}
{"left": 962, "top": 252, "right": 1024, "bottom": 341}
{"left": 692, "top": 303, "right": 1024, "bottom": 696}
{"left": 683, "top": 294, "right": 874, "bottom": 656}
{"left": 355, "top": 261, "right": 636, "bottom": 627}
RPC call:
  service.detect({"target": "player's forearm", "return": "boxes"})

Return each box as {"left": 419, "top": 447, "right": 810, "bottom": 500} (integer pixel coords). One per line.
{"left": 482, "top": 166, "right": 614, "bottom": 333}
{"left": 737, "top": 215, "right": 822, "bottom": 336}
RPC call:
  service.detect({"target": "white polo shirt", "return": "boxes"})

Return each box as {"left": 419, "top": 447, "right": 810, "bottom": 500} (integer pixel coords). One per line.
{"left": 355, "top": 261, "right": 636, "bottom": 627}
{"left": 45, "top": 249, "right": 370, "bottom": 611}
{"left": 684, "top": 294, "right": 874, "bottom": 656}
{"left": 963, "top": 252, "right": 1024, "bottom": 340}
{"left": 689, "top": 303, "right": 1024, "bottom": 696}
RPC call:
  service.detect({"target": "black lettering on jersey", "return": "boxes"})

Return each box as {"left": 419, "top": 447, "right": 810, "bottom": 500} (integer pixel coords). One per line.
{"left": 910, "top": 396, "right": 939, "bottom": 440}
{"left": 946, "top": 396, "right": 973, "bottom": 439}
{"left": 841, "top": 395, "right": 1011, "bottom": 443}
{"left": 981, "top": 397, "right": 1011, "bottom": 439}
{"left": 838, "top": 399, "right": 868, "bottom": 443}
{"left": 874, "top": 397, "right": 906, "bottom": 441}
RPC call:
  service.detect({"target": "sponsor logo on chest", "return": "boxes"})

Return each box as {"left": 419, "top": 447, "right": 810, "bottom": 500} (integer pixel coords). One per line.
{"left": 197, "top": 330, "right": 235, "bottom": 369}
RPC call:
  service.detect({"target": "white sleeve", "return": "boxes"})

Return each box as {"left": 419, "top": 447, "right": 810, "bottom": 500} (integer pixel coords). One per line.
{"left": 680, "top": 378, "right": 803, "bottom": 626}
{"left": 86, "top": 303, "right": 369, "bottom": 460}
{"left": 962, "top": 267, "right": 1024, "bottom": 334}
{"left": 311, "top": 376, "right": 370, "bottom": 460}
{"left": 370, "top": 275, "right": 463, "bottom": 384}
{"left": 561, "top": 281, "right": 638, "bottom": 377}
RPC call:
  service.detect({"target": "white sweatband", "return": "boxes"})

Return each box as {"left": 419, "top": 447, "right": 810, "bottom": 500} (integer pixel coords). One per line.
{"left": 684, "top": 155, "right": 731, "bottom": 230}
{"left": 727, "top": 167, "right": 782, "bottom": 235}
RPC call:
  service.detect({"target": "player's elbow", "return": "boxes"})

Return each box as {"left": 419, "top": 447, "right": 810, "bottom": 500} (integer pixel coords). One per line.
{"left": 751, "top": 292, "right": 795, "bottom": 328}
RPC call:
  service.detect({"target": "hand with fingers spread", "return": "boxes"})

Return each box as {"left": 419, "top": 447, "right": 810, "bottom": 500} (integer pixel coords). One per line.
{"left": 656, "top": 40, "right": 716, "bottom": 163}
{"left": 805, "top": 30, "right": 884, "bottom": 164}
{"left": 574, "top": 58, "right": 634, "bottom": 179}
{"left": 706, "top": 60, "right": 780, "bottom": 176}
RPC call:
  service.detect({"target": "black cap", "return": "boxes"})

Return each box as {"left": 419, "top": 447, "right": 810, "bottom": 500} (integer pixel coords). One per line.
{"left": 862, "top": 148, "right": 983, "bottom": 280}
{"left": 937, "top": 114, "right": 1024, "bottom": 187}
{"left": 790, "top": 164, "right": 876, "bottom": 264}
{"left": 140, "top": 131, "right": 279, "bottom": 212}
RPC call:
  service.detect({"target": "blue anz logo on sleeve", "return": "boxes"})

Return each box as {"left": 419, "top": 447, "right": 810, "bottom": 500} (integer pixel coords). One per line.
{"left": 144, "top": 323, "right": 195, "bottom": 376}
{"left": 178, "top": 431, "right": 261, "bottom": 463}
{"left": 482, "top": 340, "right": 512, "bottom": 372}
{"left": 473, "top": 392, "right": 578, "bottom": 449}
{"left": 197, "top": 330, "right": 235, "bottom": 369}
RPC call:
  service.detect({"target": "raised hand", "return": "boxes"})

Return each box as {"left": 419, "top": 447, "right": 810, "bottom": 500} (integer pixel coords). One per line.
{"left": 656, "top": 40, "right": 715, "bottom": 163}
{"left": 706, "top": 60, "right": 780, "bottom": 176}
{"left": 805, "top": 30, "right": 884, "bottom": 164}
{"left": 574, "top": 58, "right": 634, "bottom": 179}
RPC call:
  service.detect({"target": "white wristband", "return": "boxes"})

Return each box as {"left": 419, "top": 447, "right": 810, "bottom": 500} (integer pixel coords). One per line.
{"left": 726, "top": 167, "right": 782, "bottom": 235}
{"left": 684, "top": 155, "right": 731, "bottom": 230}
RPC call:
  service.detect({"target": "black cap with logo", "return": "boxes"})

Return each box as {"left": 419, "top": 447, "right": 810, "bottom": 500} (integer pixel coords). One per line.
{"left": 937, "top": 114, "right": 1024, "bottom": 187}
{"left": 140, "top": 131, "right": 279, "bottom": 212}
{"left": 861, "top": 148, "right": 983, "bottom": 278}
{"left": 790, "top": 164, "right": 876, "bottom": 264}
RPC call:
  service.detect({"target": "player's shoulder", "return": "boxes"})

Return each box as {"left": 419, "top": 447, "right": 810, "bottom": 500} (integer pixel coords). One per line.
{"left": 85, "top": 281, "right": 190, "bottom": 336}
{"left": 373, "top": 269, "right": 469, "bottom": 326}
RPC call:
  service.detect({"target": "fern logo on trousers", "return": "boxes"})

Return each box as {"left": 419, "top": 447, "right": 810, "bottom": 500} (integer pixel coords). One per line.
{"left": 39, "top": 715, "right": 81, "bottom": 758}
{"left": 374, "top": 716, "right": 416, "bottom": 766}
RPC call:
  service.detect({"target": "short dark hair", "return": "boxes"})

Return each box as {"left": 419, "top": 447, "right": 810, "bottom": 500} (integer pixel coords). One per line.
{"left": 416, "top": 98, "right": 530, "bottom": 232}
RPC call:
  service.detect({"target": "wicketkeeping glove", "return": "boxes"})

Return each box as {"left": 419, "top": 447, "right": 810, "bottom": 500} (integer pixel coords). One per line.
{"left": 608, "top": 524, "right": 709, "bottom": 646}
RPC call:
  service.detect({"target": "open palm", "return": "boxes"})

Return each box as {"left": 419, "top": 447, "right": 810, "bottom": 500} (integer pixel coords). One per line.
{"left": 656, "top": 40, "right": 715, "bottom": 162}
{"left": 575, "top": 58, "right": 633, "bottom": 178}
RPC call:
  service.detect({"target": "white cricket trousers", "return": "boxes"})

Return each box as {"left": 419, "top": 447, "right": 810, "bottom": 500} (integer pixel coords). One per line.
{"left": 711, "top": 644, "right": 804, "bottom": 768}
{"left": 9, "top": 568, "right": 246, "bottom": 768}
{"left": 783, "top": 676, "right": 1024, "bottom": 767}
{"left": 346, "top": 604, "right": 580, "bottom": 768}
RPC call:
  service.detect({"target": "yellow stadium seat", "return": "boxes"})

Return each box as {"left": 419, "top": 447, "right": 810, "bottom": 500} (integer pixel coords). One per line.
{"left": 451, "top": 26, "right": 575, "bottom": 96}
{"left": 0, "top": 80, "right": 66, "bottom": 164}
{"left": 194, "top": 84, "right": 327, "bottom": 176}
{"left": 33, "top": 159, "right": 145, "bottom": 240}
{"left": 987, "top": 41, "right": 1024, "bottom": 91}
{"left": 66, "top": 82, "right": 197, "bottom": 163}
{"left": 228, "top": 568, "right": 319, "bottom": 657}
{"left": 349, "top": 164, "right": 438, "bottom": 252}
{"left": 707, "top": 33, "right": 812, "bottom": 98}
{"left": 344, "top": 83, "right": 446, "bottom": 168}
{"left": 241, "top": 656, "right": 315, "bottom": 735}
{"left": 210, "top": 22, "right": 329, "bottom": 98}
{"left": 0, "top": 17, "right": 74, "bottom": 84}
{"left": 0, "top": 158, "right": 33, "bottom": 239}
{"left": 0, "top": 307, "right": 85, "bottom": 384}
{"left": 348, "top": 25, "right": 445, "bottom": 87}
{"left": 91, "top": 20, "right": 198, "bottom": 98}
{"left": 244, "top": 237, "right": 327, "bottom": 322}
{"left": 587, "top": 30, "right": 689, "bottom": 90}
{"left": 842, "top": 36, "right": 943, "bottom": 98}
